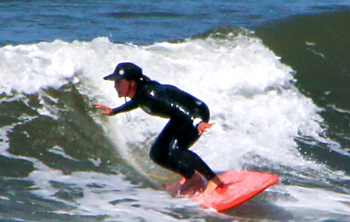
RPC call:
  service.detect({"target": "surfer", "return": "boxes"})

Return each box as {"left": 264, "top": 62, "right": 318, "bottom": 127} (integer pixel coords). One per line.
{"left": 95, "top": 62, "right": 222, "bottom": 194}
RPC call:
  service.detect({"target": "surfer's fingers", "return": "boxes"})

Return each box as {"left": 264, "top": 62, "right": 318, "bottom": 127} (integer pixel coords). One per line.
{"left": 94, "top": 104, "right": 105, "bottom": 109}
{"left": 206, "top": 122, "right": 215, "bottom": 128}
{"left": 198, "top": 129, "right": 204, "bottom": 135}
{"left": 95, "top": 104, "right": 113, "bottom": 115}
{"left": 197, "top": 122, "right": 214, "bottom": 135}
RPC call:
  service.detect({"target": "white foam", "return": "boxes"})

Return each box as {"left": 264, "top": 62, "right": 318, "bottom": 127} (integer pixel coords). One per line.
{"left": 0, "top": 41, "right": 77, "bottom": 94}
{"left": 27, "top": 161, "right": 197, "bottom": 222}
{"left": 274, "top": 184, "right": 350, "bottom": 216}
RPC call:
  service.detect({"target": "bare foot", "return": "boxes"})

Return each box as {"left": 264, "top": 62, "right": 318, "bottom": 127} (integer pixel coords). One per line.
{"left": 203, "top": 175, "right": 222, "bottom": 194}
{"left": 180, "top": 172, "right": 207, "bottom": 195}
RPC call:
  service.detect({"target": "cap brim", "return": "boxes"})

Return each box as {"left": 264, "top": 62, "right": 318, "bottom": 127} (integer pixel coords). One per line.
{"left": 103, "top": 73, "right": 122, "bottom": 81}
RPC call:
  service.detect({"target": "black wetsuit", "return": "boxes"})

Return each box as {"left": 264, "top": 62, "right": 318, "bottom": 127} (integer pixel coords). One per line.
{"left": 112, "top": 80, "right": 216, "bottom": 180}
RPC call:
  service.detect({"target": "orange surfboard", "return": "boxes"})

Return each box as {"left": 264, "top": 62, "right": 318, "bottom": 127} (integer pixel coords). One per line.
{"left": 165, "top": 171, "right": 279, "bottom": 211}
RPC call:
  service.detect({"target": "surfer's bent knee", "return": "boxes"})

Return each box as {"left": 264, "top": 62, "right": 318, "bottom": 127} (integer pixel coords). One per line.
{"left": 149, "top": 144, "right": 166, "bottom": 165}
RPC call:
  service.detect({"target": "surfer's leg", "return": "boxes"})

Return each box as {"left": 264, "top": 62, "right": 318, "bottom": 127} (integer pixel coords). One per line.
{"left": 171, "top": 149, "right": 216, "bottom": 181}
{"left": 149, "top": 119, "right": 195, "bottom": 179}
{"left": 169, "top": 119, "right": 222, "bottom": 194}
{"left": 173, "top": 121, "right": 217, "bottom": 181}
{"left": 150, "top": 118, "right": 220, "bottom": 194}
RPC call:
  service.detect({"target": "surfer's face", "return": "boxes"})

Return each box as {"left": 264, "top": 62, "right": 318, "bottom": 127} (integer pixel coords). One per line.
{"left": 114, "top": 79, "right": 137, "bottom": 98}
{"left": 114, "top": 78, "right": 130, "bottom": 98}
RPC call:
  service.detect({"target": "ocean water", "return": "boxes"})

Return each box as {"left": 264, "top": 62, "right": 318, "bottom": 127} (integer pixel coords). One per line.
{"left": 1, "top": 1, "right": 350, "bottom": 221}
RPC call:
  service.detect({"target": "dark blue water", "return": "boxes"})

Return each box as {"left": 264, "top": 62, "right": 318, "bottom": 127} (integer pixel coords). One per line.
{"left": 1, "top": 0, "right": 349, "bottom": 45}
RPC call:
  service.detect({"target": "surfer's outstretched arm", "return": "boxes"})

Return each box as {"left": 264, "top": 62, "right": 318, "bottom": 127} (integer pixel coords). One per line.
{"left": 95, "top": 100, "right": 138, "bottom": 116}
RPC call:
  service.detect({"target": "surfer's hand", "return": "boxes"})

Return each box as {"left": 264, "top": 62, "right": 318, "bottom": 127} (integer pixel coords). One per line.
{"left": 197, "top": 122, "right": 214, "bottom": 135}
{"left": 95, "top": 104, "right": 113, "bottom": 116}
